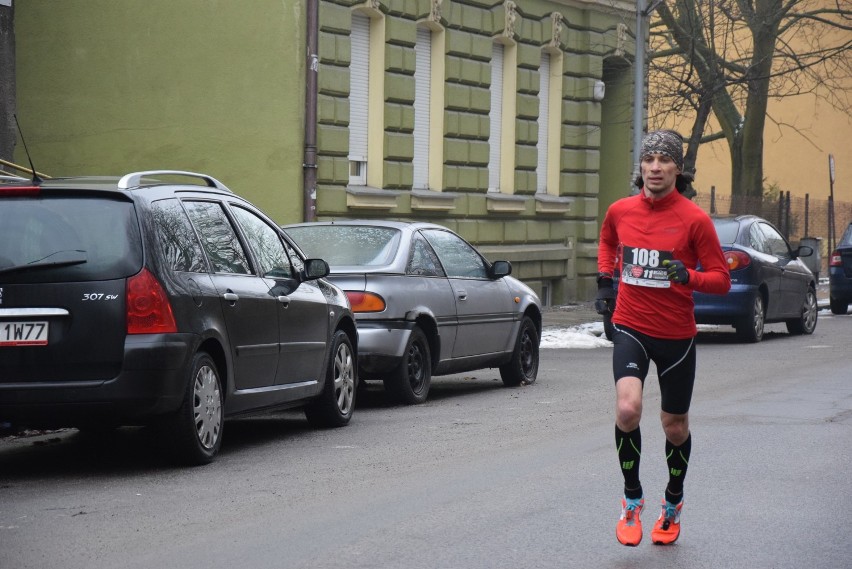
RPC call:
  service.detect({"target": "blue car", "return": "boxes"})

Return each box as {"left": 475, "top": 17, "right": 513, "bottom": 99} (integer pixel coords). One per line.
{"left": 602, "top": 215, "right": 818, "bottom": 343}
{"left": 829, "top": 222, "right": 852, "bottom": 315}
{"left": 693, "top": 215, "right": 818, "bottom": 342}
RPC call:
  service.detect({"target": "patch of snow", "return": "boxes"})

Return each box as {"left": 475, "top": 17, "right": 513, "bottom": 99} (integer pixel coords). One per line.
{"left": 541, "top": 322, "right": 612, "bottom": 349}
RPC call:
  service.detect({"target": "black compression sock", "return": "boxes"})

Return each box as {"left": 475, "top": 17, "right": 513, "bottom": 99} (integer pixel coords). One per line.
{"left": 665, "top": 433, "right": 691, "bottom": 502}
{"left": 615, "top": 425, "right": 642, "bottom": 498}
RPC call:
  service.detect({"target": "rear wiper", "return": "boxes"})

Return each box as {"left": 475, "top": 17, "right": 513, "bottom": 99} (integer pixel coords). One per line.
{"left": 0, "top": 250, "right": 88, "bottom": 276}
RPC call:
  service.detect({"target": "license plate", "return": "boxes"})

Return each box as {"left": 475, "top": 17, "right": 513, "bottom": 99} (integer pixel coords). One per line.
{"left": 0, "top": 321, "right": 49, "bottom": 346}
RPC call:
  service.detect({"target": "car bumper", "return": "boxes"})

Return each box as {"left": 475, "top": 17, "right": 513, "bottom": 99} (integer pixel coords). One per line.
{"left": 353, "top": 320, "right": 415, "bottom": 374}
{"left": 693, "top": 283, "right": 757, "bottom": 325}
{"left": 829, "top": 267, "right": 852, "bottom": 301}
{"left": 0, "top": 334, "right": 194, "bottom": 427}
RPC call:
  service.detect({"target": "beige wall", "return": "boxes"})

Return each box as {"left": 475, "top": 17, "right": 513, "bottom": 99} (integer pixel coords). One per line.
{"left": 690, "top": 92, "right": 851, "bottom": 204}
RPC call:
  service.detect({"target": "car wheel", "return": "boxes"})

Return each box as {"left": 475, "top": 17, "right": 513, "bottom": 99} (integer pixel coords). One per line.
{"left": 737, "top": 295, "right": 765, "bottom": 343}
{"left": 786, "top": 287, "right": 818, "bottom": 335}
{"left": 162, "top": 351, "right": 223, "bottom": 465}
{"left": 603, "top": 313, "right": 614, "bottom": 341}
{"left": 500, "top": 315, "right": 540, "bottom": 387}
{"left": 384, "top": 326, "right": 431, "bottom": 405}
{"left": 829, "top": 296, "right": 849, "bottom": 315}
{"left": 305, "top": 330, "right": 356, "bottom": 428}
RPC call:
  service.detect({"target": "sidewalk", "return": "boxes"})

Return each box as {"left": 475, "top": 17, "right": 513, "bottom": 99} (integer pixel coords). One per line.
{"left": 542, "top": 301, "right": 600, "bottom": 328}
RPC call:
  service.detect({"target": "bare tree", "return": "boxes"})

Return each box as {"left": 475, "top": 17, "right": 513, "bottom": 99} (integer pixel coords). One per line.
{"left": 646, "top": 0, "right": 852, "bottom": 209}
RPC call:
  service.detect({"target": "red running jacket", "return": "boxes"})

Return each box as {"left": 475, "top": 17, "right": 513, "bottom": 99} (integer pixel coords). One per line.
{"left": 598, "top": 190, "right": 731, "bottom": 339}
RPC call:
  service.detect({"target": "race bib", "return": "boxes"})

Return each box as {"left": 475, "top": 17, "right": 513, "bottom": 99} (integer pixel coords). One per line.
{"left": 620, "top": 246, "right": 673, "bottom": 288}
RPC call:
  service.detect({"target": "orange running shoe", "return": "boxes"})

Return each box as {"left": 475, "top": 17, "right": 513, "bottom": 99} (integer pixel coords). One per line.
{"left": 616, "top": 496, "right": 644, "bottom": 546}
{"left": 651, "top": 499, "right": 683, "bottom": 545}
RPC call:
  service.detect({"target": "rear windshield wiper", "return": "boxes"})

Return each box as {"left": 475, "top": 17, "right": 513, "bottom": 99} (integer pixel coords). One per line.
{"left": 0, "top": 250, "right": 88, "bottom": 276}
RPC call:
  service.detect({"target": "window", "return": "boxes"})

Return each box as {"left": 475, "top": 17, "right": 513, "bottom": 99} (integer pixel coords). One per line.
{"left": 151, "top": 199, "right": 207, "bottom": 273}
{"left": 759, "top": 223, "right": 792, "bottom": 259}
{"left": 536, "top": 53, "right": 550, "bottom": 193}
{"left": 349, "top": 13, "right": 370, "bottom": 186}
{"left": 230, "top": 206, "right": 292, "bottom": 279}
{"left": 488, "top": 43, "right": 504, "bottom": 192}
{"left": 406, "top": 233, "right": 444, "bottom": 277}
{"left": 413, "top": 26, "right": 431, "bottom": 190}
{"left": 422, "top": 229, "right": 488, "bottom": 279}
{"left": 183, "top": 201, "right": 251, "bottom": 275}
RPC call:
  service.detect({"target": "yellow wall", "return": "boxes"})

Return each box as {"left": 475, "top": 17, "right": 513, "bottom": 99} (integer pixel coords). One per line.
{"left": 690, "top": 92, "right": 852, "bottom": 203}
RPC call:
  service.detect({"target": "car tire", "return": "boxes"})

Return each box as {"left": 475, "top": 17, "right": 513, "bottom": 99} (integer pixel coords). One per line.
{"left": 786, "top": 287, "right": 818, "bottom": 335}
{"left": 499, "top": 315, "right": 540, "bottom": 387}
{"left": 162, "top": 351, "right": 223, "bottom": 466}
{"left": 384, "top": 326, "right": 431, "bottom": 405}
{"left": 736, "top": 294, "right": 765, "bottom": 343}
{"left": 305, "top": 330, "right": 356, "bottom": 428}
{"left": 829, "top": 296, "right": 849, "bottom": 315}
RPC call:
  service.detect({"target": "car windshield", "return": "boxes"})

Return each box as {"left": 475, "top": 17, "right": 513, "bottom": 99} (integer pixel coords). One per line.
{"left": 0, "top": 195, "right": 143, "bottom": 283}
{"left": 285, "top": 225, "right": 401, "bottom": 267}
{"left": 839, "top": 224, "right": 852, "bottom": 248}
{"left": 712, "top": 218, "right": 740, "bottom": 245}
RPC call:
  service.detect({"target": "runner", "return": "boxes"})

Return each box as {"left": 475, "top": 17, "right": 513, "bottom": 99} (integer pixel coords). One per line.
{"left": 595, "top": 130, "right": 731, "bottom": 546}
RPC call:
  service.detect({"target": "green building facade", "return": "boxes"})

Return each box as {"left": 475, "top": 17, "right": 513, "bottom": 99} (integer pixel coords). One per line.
{"left": 12, "top": 0, "right": 637, "bottom": 304}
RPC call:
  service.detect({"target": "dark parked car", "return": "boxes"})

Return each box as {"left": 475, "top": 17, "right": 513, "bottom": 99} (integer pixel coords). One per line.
{"left": 603, "top": 215, "right": 818, "bottom": 343}
{"left": 283, "top": 220, "right": 541, "bottom": 404}
{"left": 829, "top": 222, "right": 852, "bottom": 315}
{"left": 693, "top": 215, "right": 818, "bottom": 342}
{"left": 0, "top": 171, "right": 358, "bottom": 464}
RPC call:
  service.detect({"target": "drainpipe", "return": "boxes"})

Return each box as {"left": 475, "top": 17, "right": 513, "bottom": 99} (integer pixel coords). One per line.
{"left": 302, "top": 0, "right": 319, "bottom": 222}
{"left": 630, "top": 0, "right": 662, "bottom": 195}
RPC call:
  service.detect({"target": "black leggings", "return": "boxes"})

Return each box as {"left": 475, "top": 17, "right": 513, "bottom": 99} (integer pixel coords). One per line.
{"left": 611, "top": 324, "right": 696, "bottom": 415}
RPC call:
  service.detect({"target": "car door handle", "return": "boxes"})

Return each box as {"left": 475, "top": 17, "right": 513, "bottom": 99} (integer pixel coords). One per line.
{"left": 223, "top": 292, "right": 239, "bottom": 303}
{"left": 277, "top": 295, "right": 290, "bottom": 308}
{"left": 457, "top": 289, "right": 467, "bottom": 301}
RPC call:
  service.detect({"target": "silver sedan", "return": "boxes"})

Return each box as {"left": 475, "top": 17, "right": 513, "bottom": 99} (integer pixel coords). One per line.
{"left": 283, "top": 221, "right": 542, "bottom": 404}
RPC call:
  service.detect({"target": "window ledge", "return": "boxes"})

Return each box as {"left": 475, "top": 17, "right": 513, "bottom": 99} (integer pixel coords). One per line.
{"left": 534, "top": 194, "right": 573, "bottom": 214}
{"left": 410, "top": 189, "right": 458, "bottom": 211}
{"left": 345, "top": 185, "right": 401, "bottom": 210}
{"left": 486, "top": 192, "right": 528, "bottom": 213}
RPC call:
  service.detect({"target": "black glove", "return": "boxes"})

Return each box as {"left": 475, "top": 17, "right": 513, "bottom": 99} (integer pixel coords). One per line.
{"left": 662, "top": 259, "right": 690, "bottom": 284}
{"left": 595, "top": 277, "right": 616, "bottom": 315}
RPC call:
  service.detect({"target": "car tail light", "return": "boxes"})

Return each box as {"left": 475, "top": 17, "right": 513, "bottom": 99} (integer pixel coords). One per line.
{"left": 0, "top": 185, "right": 41, "bottom": 196}
{"left": 829, "top": 251, "right": 842, "bottom": 267}
{"left": 345, "top": 291, "right": 386, "bottom": 313}
{"left": 126, "top": 268, "right": 177, "bottom": 334}
{"left": 724, "top": 250, "right": 751, "bottom": 271}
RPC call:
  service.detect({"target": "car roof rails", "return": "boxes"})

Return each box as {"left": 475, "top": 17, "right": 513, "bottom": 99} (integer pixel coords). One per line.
{"left": 117, "top": 170, "right": 232, "bottom": 192}
{"left": 0, "top": 174, "right": 30, "bottom": 183}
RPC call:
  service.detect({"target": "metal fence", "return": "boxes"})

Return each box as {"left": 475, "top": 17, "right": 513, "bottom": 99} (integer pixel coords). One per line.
{"left": 693, "top": 188, "right": 852, "bottom": 277}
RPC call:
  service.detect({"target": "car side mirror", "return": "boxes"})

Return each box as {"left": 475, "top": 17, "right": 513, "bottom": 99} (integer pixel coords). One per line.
{"left": 303, "top": 258, "right": 330, "bottom": 280}
{"left": 490, "top": 260, "right": 512, "bottom": 278}
{"left": 795, "top": 245, "right": 814, "bottom": 258}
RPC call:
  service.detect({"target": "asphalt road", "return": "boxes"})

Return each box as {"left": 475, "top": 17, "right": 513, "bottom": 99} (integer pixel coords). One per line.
{"left": 1, "top": 312, "right": 850, "bottom": 569}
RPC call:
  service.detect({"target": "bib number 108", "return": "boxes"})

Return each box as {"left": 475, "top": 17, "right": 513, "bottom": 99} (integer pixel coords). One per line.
{"left": 629, "top": 247, "right": 660, "bottom": 268}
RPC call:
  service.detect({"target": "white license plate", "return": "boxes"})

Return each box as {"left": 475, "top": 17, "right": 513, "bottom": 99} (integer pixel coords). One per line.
{"left": 0, "top": 321, "right": 49, "bottom": 346}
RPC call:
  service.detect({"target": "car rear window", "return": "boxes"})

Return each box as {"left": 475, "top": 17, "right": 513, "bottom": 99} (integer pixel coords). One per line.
{"left": 285, "top": 225, "right": 401, "bottom": 267}
{"left": 839, "top": 223, "right": 852, "bottom": 248}
{"left": 712, "top": 218, "right": 740, "bottom": 245}
{"left": 0, "top": 195, "right": 143, "bottom": 283}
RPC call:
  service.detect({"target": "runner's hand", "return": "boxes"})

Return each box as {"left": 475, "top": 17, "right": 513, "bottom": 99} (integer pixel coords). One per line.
{"left": 595, "top": 277, "right": 616, "bottom": 315}
{"left": 662, "top": 259, "right": 690, "bottom": 284}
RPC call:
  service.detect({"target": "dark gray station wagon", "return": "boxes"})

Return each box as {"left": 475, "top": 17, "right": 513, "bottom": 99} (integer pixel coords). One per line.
{"left": 0, "top": 171, "right": 358, "bottom": 464}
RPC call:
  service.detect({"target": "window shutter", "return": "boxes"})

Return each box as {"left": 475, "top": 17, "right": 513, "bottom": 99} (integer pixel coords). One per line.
{"left": 488, "top": 43, "right": 504, "bottom": 192}
{"left": 536, "top": 53, "right": 550, "bottom": 193}
{"left": 413, "top": 27, "right": 431, "bottom": 190}
{"left": 349, "top": 14, "right": 369, "bottom": 164}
